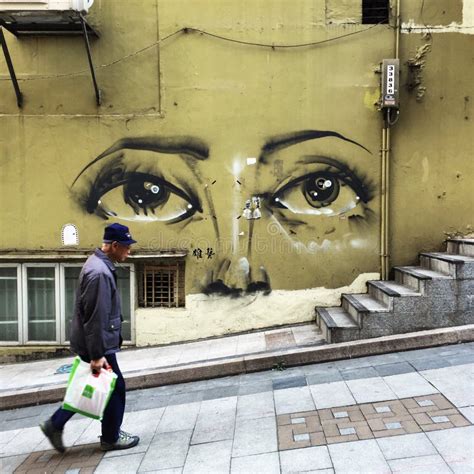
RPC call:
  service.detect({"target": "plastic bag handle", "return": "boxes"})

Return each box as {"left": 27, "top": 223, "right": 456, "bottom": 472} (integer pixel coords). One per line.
{"left": 92, "top": 363, "right": 112, "bottom": 377}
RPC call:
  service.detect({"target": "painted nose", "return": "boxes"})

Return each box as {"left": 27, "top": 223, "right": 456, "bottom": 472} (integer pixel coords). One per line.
{"left": 202, "top": 257, "right": 271, "bottom": 297}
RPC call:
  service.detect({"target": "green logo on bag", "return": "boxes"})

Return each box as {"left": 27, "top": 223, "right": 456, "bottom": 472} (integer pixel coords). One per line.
{"left": 82, "top": 384, "right": 95, "bottom": 399}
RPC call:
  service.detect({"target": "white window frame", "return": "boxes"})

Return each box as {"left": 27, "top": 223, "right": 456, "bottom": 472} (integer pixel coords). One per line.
{"left": 0, "top": 262, "right": 135, "bottom": 345}
{"left": 0, "top": 263, "right": 22, "bottom": 346}
{"left": 115, "top": 263, "right": 135, "bottom": 345}
{"left": 22, "top": 263, "right": 61, "bottom": 345}
{"left": 60, "top": 263, "right": 83, "bottom": 345}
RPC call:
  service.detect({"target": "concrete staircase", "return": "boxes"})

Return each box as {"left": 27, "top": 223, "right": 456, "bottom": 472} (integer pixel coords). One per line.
{"left": 316, "top": 238, "right": 474, "bottom": 343}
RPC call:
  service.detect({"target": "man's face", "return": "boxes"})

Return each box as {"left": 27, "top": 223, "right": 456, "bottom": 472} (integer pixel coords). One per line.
{"left": 111, "top": 242, "right": 132, "bottom": 263}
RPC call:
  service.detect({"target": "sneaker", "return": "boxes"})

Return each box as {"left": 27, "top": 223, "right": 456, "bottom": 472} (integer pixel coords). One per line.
{"left": 39, "top": 419, "right": 65, "bottom": 453}
{"left": 100, "top": 430, "right": 140, "bottom": 451}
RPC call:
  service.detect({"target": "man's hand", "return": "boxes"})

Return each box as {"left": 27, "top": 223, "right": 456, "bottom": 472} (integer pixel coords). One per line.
{"left": 90, "top": 357, "right": 108, "bottom": 373}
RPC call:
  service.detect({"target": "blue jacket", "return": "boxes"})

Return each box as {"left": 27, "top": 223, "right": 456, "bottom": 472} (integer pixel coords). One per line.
{"left": 70, "top": 249, "right": 122, "bottom": 360}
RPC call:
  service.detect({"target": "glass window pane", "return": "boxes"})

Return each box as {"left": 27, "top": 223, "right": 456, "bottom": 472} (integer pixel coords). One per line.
{"left": 116, "top": 267, "right": 132, "bottom": 341}
{"left": 27, "top": 267, "right": 56, "bottom": 342}
{"left": 0, "top": 268, "right": 19, "bottom": 342}
{"left": 64, "top": 267, "right": 81, "bottom": 341}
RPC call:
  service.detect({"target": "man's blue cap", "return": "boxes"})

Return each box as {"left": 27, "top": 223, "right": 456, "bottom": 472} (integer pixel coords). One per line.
{"left": 103, "top": 223, "right": 137, "bottom": 245}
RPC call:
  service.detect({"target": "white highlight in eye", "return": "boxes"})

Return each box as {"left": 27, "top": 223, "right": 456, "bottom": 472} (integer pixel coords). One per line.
{"left": 246, "top": 157, "right": 257, "bottom": 165}
{"left": 144, "top": 182, "right": 160, "bottom": 194}
{"left": 138, "top": 199, "right": 143, "bottom": 204}
{"left": 274, "top": 197, "right": 280, "bottom": 202}
{"left": 98, "top": 200, "right": 102, "bottom": 204}
{"left": 324, "top": 180, "right": 332, "bottom": 189}
{"left": 187, "top": 204, "right": 193, "bottom": 209}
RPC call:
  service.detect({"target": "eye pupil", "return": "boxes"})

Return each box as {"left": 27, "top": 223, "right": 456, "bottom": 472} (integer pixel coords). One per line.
{"left": 124, "top": 177, "right": 168, "bottom": 213}
{"left": 304, "top": 172, "right": 340, "bottom": 208}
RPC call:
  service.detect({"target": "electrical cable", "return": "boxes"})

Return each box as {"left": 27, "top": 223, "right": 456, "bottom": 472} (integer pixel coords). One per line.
{"left": 387, "top": 107, "right": 400, "bottom": 126}
{"left": 0, "top": 22, "right": 391, "bottom": 82}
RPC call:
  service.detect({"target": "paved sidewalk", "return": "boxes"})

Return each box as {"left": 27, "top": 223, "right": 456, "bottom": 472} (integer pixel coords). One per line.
{"left": 1, "top": 343, "right": 473, "bottom": 473}
{"left": 2, "top": 324, "right": 474, "bottom": 411}
{"left": 0, "top": 324, "right": 323, "bottom": 393}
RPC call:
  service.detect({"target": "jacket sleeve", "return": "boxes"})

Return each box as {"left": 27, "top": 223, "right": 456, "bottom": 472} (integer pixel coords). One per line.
{"left": 81, "top": 273, "right": 111, "bottom": 360}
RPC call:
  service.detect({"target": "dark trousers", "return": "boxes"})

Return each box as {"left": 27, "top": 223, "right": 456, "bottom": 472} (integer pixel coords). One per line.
{"left": 51, "top": 353, "right": 126, "bottom": 444}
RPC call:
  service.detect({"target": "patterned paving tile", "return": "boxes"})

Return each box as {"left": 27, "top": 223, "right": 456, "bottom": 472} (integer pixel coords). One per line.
{"left": 277, "top": 394, "right": 471, "bottom": 450}
{"left": 265, "top": 331, "right": 297, "bottom": 350}
{"left": 14, "top": 443, "right": 103, "bottom": 473}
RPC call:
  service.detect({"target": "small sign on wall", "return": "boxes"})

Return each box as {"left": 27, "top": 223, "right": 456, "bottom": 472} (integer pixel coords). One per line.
{"left": 62, "top": 224, "right": 79, "bottom": 246}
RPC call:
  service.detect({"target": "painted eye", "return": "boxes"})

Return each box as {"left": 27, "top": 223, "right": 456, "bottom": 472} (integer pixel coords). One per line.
{"left": 87, "top": 171, "right": 201, "bottom": 223}
{"left": 303, "top": 172, "right": 340, "bottom": 209}
{"left": 123, "top": 178, "right": 170, "bottom": 214}
{"left": 271, "top": 167, "right": 370, "bottom": 217}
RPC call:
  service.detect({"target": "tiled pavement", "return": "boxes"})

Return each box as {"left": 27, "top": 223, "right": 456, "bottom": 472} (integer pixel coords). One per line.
{"left": 277, "top": 394, "right": 470, "bottom": 450}
{"left": 0, "top": 343, "right": 473, "bottom": 473}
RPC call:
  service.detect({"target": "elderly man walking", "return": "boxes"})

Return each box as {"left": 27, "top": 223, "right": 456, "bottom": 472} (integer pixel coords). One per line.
{"left": 40, "top": 223, "right": 139, "bottom": 452}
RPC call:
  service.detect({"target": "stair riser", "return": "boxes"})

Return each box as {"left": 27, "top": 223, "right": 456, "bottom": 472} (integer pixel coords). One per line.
{"left": 447, "top": 241, "right": 474, "bottom": 257}
{"left": 394, "top": 270, "right": 424, "bottom": 293}
{"left": 330, "top": 327, "right": 393, "bottom": 343}
{"left": 421, "top": 256, "right": 474, "bottom": 279}
{"left": 368, "top": 285, "right": 394, "bottom": 309}
{"left": 342, "top": 298, "right": 364, "bottom": 325}
{"left": 420, "top": 255, "right": 456, "bottom": 276}
{"left": 339, "top": 310, "right": 473, "bottom": 341}
{"left": 328, "top": 327, "right": 362, "bottom": 343}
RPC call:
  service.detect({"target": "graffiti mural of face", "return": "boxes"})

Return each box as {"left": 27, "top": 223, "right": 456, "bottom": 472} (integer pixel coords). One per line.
{"left": 72, "top": 127, "right": 375, "bottom": 296}
{"left": 70, "top": 17, "right": 382, "bottom": 298}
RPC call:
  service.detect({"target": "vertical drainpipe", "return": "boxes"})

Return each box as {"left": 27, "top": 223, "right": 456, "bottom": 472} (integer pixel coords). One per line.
{"left": 380, "top": 0, "right": 401, "bottom": 280}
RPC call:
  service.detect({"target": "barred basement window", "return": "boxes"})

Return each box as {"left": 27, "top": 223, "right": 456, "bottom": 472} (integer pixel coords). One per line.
{"left": 362, "top": 0, "right": 390, "bottom": 24}
{"left": 139, "top": 262, "right": 185, "bottom": 308}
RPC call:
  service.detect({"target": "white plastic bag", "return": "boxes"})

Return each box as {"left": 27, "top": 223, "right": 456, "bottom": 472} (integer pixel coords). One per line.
{"left": 62, "top": 356, "right": 117, "bottom": 420}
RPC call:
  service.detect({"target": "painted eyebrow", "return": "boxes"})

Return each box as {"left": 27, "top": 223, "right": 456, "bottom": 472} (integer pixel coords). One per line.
{"left": 72, "top": 136, "right": 209, "bottom": 186}
{"left": 258, "top": 130, "right": 371, "bottom": 164}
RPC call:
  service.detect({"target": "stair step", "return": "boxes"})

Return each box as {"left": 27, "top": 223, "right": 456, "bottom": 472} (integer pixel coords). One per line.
{"left": 420, "top": 252, "right": 474, "bottom": 278}
{"left": 368, "top": 280, "right": 421, "bottom": 308}
{"left": 368, "top": 280, "right": 421, "bottom": 297}
{"left": 394, "top": 266, "right": 453, "bottom": 292}
{"left": 342, "top": 294, "right": 389, "bottom": 323}
{"left": 447, "top": 238, "right": 474, "bottom": 257}
{"left": 343, "top": 294, "right": 390, "bottom": 312}
{"left": 394, "top": 266, "right": 453, "bottom": 280}
{"left": 420, "top": 252, "right": 474, "bottom": 263}
{"left": 317, "top": 307, "right": 358, "bottom": 328}
{"left": 316, "top": 307, "right": 358, "bottom": 343}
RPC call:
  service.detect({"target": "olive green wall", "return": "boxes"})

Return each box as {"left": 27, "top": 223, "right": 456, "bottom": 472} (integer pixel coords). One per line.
{"left": 0, "top": 0, "right": 472, "bottom": 344}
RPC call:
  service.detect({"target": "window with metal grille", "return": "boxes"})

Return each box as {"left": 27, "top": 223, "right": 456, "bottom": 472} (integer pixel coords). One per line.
{"left": 138, "top": 262, "right": 185, "bottom": 308}
{"left": 362, "top": 0, "right": 390, "bottom": 24}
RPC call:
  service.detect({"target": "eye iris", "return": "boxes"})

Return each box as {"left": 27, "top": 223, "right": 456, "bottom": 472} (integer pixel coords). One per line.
{"left": 124, "top": 179, "right": 169, "bottom": 214}
{"left": 304, "top": 172, "right": 340, "bottom": 208}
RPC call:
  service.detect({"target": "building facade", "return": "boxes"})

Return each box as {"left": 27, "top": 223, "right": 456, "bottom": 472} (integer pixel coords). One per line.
{"left": 0, "top": 0, "right": 472, "bottom": 348}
